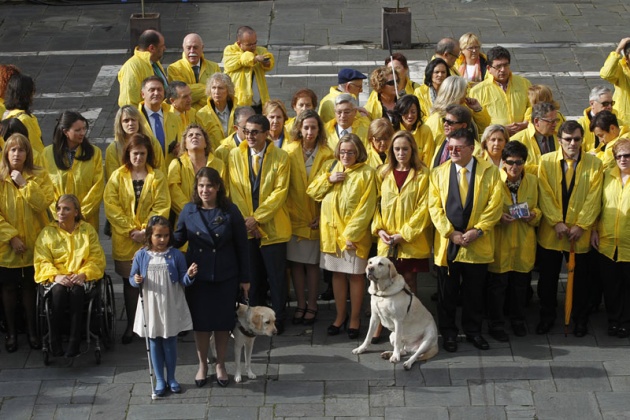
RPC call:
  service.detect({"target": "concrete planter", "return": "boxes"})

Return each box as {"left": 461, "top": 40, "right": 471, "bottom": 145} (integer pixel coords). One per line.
{"left": 382, "top": 7, "right": 411, "bottom": 50}
{"left": 129, "top": 12, "right": 161, "bottom": 54}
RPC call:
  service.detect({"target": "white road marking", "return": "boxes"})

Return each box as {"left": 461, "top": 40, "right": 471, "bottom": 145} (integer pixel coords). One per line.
{"left": 36, "top": 65, "right": 120, "bottom": 99}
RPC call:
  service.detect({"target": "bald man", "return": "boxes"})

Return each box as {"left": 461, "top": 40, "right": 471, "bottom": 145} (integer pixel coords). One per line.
{"left": 167, "top": 33, "right": 221, "bottom": 110}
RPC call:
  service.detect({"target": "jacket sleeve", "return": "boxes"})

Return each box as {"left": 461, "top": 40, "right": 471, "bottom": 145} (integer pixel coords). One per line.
{"left": 473, "top": 169, "right": 503, "bottom": 233}
{"left": 399, "top": 173, "right": 431, "bottom": 242}
{"left": 575, "top": 161, "right": 604, "bottom": 229}
{"left": 172, "top": 206, "right": 189, "bottom": 248}
{"left": 146, "top": 170, "right": 172, "bottom": 226}
{"left": 118, "top": 62, "right": 142, "bottom": 107}
{"left": 105, "top": 143, "right": 120, "bottom": 181}
{"left": 306, "top": 160, "right": 335, "bottom": 201}
{"left": 174, "top": 249, "right": 194, "bottom": 286}
{"left": 22, "top": 171, "right": 54, "bottom": 213}
{"left": 0, "top": 212, "right": 19, "bottom": 243}
{"left": 537, "top": 160, "right": 564, "bottom": 227}
{"left": 253, "top": 152, "right": 289, "bottom": 224}
{"left": 223, "top": 46, "right": 254, "bottom": 72}
{"left": 78, "top": 224, "right": 106, "bottom": 282}
{"left": 79, "top": 149, "right": 105, "bottom": 222}
{"left": 167, "top": 159, "right": 188, "bottom": 214}
{"left": 104, "top": 171, "right": 137, "bottom": 235}
{"left": 34, "top": 229, "right": 58, "bottom": 284}
{"left": 257, "top": 47, "right": 275, "bottom": 72}
{"left": 428, "top": 169, "right": 455, "bottom": 238}
{"left": 342, "top": 170, "right": 377, "bottom": 242}
{"left": 600, "top": 51, "right": 623, "bottom": 85}
{"left": 129, "top": 251, "right": 142, "bottom": 289}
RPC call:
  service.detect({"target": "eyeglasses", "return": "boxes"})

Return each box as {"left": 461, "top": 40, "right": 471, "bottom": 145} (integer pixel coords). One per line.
{"left": 339, "top": 150, "right": 357, "bottom": 156}
{"left": 560, "top": 136, "right": 582, "bottom": 143}
{"left": 598, "top": 100, "right": 615, "bottom": 107}
{"left": 504, "top": 159, "right": 525, "bottom": 166}
{"left": 443, "top": 118, "right": 461, "bottom": 126}
{"left": 335, "top": 109, "right": 354, "bottom": 116}
{"left": 243, "top": 129, "right": 264, "bottom": 137}
{"left": 447, "top": 145, "right": 471, "bottom": 153}
{"left": 465, "top": 46, "right": 480, "bottom": 51}
{"left": 489, "top": 62, "right": 510, "bottom": 70}
{"left": 540, "top": 117, "right": 560, "bottom": 124}
{"left": 615, "top": 153, "right": 630, "bottom": 160}
{"left": 236, "top": 125, "right": 246, "bottom": 131}
{"left": 385, "top": 80, "right": 399, "bottom": 86}
{"left": 348, "top": 82, "right": 363, "bottom": 90}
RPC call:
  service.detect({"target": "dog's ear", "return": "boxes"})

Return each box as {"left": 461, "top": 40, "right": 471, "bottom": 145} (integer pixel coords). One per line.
{"left": 389, "top": 261, "right": 397, "bottom": 279}
{"left": 251, "top": 312, "right": 263, "bottom": 330}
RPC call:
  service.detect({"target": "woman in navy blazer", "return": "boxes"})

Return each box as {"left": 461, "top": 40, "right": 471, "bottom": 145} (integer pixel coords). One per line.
{"left": 174, "top": 167, "right": 250, "bottom": 388}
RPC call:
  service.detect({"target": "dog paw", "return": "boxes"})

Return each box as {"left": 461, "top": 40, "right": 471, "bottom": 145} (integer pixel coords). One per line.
{"left": 352, "top": 347, "right": 365, "bottom": 355}
{"left": 247, "top": 371, "right": 257, "bottom": 380}
{"left": 380, "top": 351, "right": 392, "bottom": 360}
{"left": 389, "top": 354, "right": 400, "bottom": 364}
{"left": 235, "top": 374, "right": 242, "bottom": 383}
{"left": 403, "top": 361, "right": 413, "bottom": 370}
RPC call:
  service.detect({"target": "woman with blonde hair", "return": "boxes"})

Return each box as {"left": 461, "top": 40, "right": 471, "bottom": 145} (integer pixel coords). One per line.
{"left": 365, "top": 66, "right": 400, "bottom": 120}
{"left": 195, "top": 73, "right": 236, "bottom": 151}
{"left": 0, "top": 133, "right": 53, "bottom": 352}
{"left": 366, "top": 118, "right": 395, "bottom": 169}
{"left": 524, "top": 85, "right": 566, "bottom": 131}
{"left": 479, "top": 124, "right": 510, "bottom": 167}
{"left": 264, "top": 99, "right": 291, "bottom": 150}
{"left": 455, "top": 33, "right": 488, "bottom": 85}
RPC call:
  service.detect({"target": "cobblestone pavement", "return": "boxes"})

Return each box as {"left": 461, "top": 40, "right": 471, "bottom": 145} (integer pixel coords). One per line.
{"left": 1, "top": 0, "right": 630, "bottom": 418}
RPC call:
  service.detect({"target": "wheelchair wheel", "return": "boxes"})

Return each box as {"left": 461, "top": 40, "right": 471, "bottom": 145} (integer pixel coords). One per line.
{"left": 101, "top": 274, "right": 116, "bottom": 350}
{"left": 36, "top": 285, "right": 51, "bottom": 365}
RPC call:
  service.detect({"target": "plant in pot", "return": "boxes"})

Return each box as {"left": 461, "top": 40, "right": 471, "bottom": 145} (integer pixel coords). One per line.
{"left": 382, "top": 1, "right": 412, "bottom": 50}
{"left": 129, "top": 0, "right": 161, "bottom": 53}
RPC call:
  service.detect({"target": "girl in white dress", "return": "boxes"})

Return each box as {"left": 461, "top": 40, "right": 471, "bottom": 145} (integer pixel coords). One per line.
{"left": 130, "top": 216, "right": 197, "bottom": 397}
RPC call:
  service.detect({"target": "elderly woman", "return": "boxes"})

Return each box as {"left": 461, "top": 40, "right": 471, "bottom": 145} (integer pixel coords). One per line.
{"left": 196, "top": 73, "right": 236, "bottom": 151}
{"left": 286, "top": 110, "right": 334, "bottom": 324}
{"left": 366, "top": 118, "right": 394, "bottom": 169}
{"left": 455, "top": 33, "right": 488, "bottom": 85}
{"left": 307, "top": 133, "right": 377, "bottom": 339}
{"left": 0, "top": 134, "right": 53, "bottom": 352}
{"left": 392, "top": 94, "right": 435, "bottom": 167}
{"left": 104, "top": 133, "right": 170, "bottom": 344}
{"left": 3, "top": 73, "right": 44, "bottom": 153}
{"left": 414, "top": 58, "right": 450, "bottom": 123}
{"left": 264, "top": 99, "right": 291, "bottom": 150}
{"left": 107, "top": 106, "right": 165, "bottom": 180}
{"left": 365, "top": 66, "right": 400, "bottom": 120}
{"left": 285, "top": 88, "right": 318, "bottom": 131}
{"left": 592, "top": 138, "right": 630, "bottom": 338}
{"left": 385, "top": 53, "right": 420, "bottom": 94}
{"left": 43, "top": 111, "right": 104, "bottom": 232}
{"left": 479, "top": 124, "right": 509, "bottom": 167}
{"left": 487, "top": 141, "right": 540, "bottom": 340}
{"left": 34, "top": 194, "right": 106, "bottom": 357}
{"left": 523, "top": 85, "right": 566, "bottom": 133}
{"left": 0, "top": 64, "right": 20, "bottom": 118}
{"left": 425, "top": 76, "right": 490, "bottom": 140}
{"left": 168, "top": 123, "right": 225, "bottom": 223}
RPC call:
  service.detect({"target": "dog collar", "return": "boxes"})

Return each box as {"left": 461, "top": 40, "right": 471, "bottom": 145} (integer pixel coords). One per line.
{"left": 238, "top": 324, "right": 256, "bottom": 338}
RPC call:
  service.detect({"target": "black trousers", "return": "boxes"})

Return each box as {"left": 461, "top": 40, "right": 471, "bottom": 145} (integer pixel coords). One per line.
{"left": 487, "top": 271, "right": 530, "bottom": 329}
{"left": 537, "top": 245, "right": 591, "bottom": 325}
{"left": 598, "top": 251, "right": 630, "bottom": 328}
{"left": 50, "top": 284, "right": 85, "bottom": 343}
{"left": 247, "top": 240, "right": 287, "bottom": 322}
{"left": 437, "top": 261, "right": 487, "bottom": 337}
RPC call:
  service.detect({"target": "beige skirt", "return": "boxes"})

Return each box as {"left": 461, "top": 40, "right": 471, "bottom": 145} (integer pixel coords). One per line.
{"left": 286, "top": 235, "right": 320, "bottom": 265}
{"left": 320, "top": 248, "right": 367, "bottom": 275}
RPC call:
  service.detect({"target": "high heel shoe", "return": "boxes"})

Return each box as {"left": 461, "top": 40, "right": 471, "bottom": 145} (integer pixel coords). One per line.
{"left": 28, "top": 334, "right": 42, "bottom": 350}
{"left": 5, "top": 334, "right": 17, "bottom": 353}
{"left": 348, "top": 323, "right": 361, "bottom": 340}
{"left": 327, "top": 315, "right": 348, "bottom": 336}
{"left": 292, "top": 307, "right": 306, "bottom": 325}
{"left": 302, "top": 308, "right": 318, "bottom": 326}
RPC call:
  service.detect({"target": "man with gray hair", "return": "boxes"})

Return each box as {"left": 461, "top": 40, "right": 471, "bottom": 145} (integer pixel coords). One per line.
{"left": 324, "top": 93, "right": 370, "bottom": 149}
{"left": 434, "top": 38, "right": 461, "bottom": 76}
{"left": 167, "top": 80, "right": 196, "bottom": 129}
{"left": 511, "top": 102, "right": 560, "bottom": 174}
{"left": 215, "top": 105, "right": 256, "bottom": 164}
{"left": 167, "top": 33, "right": 221, "bottom": 110}
{"left": 577, "top": 86, "right": 624, "bottom": 152}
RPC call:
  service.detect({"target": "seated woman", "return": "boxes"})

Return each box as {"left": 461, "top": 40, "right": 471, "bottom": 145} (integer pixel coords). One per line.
{"left": 34, "top": 194, "right": 106, "bottom": 357}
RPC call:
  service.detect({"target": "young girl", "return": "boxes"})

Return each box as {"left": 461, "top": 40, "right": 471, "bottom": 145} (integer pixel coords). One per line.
{"left": 130, "top": 216, "right": 197, "bottom": 397}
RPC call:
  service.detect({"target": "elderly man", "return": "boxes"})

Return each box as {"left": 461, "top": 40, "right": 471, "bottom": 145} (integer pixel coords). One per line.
{"left": 431, "top": 104, "right": 475, "bottom": 169}
{"left": 319, "top": 68, "right": 368, "bottom": 123}
{"left": 324, "top": 94, "right": 370, "bottom": 150}
{"left": 118, "top": 29, "right": 167, "bottom": 107}
{"left": 215, "top": 105, "right": 255, "bottom": 164}
{"left": 139, "top": 76, "right": 181, "bottom": 169}
{"left": 511, "top": 102, "right": 560, "bottom": 174}
{"left": 196, "top": 73, "right": 237, "bottom": 151}
{"left": 429, "top": 128, "right": 503, "bottom": 352}
{"left": 577, "top": 86, "right": 625, "bottom": 152}
{"left": 434, "top": 37, "right": 461, "bottom": 76}
{"left": 600, "top": 37, "right": 630, "bottom": 124}
{"left": 223, "top": 26, "right": 274, "bottom": 112}
{"left": 536, "top": 121, "right": 603, "bottom": 337}
{"left": 167, "top": 33, "right": 221, "bottom": 110}
{"left": 470, "top": 46, "right": 531, "bottom": 136}
{"left": 228, "top": 114, "right": 291, "bottom": 334}
{"left": 167, "top": 81, "right": 196, "bottom": 129}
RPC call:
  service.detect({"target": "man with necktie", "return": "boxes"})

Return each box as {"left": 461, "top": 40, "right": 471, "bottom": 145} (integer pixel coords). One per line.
{"left": 323, "top": 94, "right": 370, "bottom": 150}
{"left": 511, "top": 102, "right": 560, "bottom": 174}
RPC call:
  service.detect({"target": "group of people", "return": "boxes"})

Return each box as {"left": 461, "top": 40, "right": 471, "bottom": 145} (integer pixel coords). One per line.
{"left": 1, "top": 25, "right": 630, "bottom": 394}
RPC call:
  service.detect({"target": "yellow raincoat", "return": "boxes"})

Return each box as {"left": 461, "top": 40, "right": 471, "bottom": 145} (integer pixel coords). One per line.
{"left": 215, "top": 133, "right": 241, "bottom": 165}
{"left": 410, "top": 124, "right": 435, "bottom": 168}
{"left": 488, "top": 171, "right": 541, "bottom": 274}
{"left": 34, "top": 221, "right": 105, "bottom": 284}
{"left": 223, "top": 43, "right": 274, "bottom": 106}
{"left": 537, "top": 150, "right": 603, "bottom": 254}
{"left": 117, "top": 48, "right": 166, "bottom": 107}
{"left": 104, "top": 136, "right": 165, "bottom": 180}
{"left": 0, "top": 169, "right": 54, "bottom": 268}
{"left": 195, "top": 100, "right": 235, "bottom": 151}
{"left": 523, "top": 108, "right": 565, "bottom": 135}
{"left": 600, "top": 51, "right": 630, "bottom": 124}
{"left": 169, "top": 105, "right": 197, "bottom": 131}
{"left": 372, "top": 166, "right": 432, "bottom": 259}
{"left": 577, "top": 107, "right": 626, "bottom": 153}
{"left": 168, "top": 153, "right": 225, "bottom": 215}
{"left": 319, "top": 87, "right": 344, "bottom": 124}
{"left": 364, "top": 91, "right": 385, "bottom": 121}
{"left": 42, "top": 145, "right": 104, "bottom": 231}
{"left": 366, "top": 146, "right": 388, "bottom": 171}
{"left": 104, "top": 166, "right": 171, "bottom": 261}
{"left": 413, "top": 84, "right": 433, "bottom": 123}
{"left": 166, "top": 53, "right": 221, "bottom": 110}
{"left": 138, "top": 102, "right": 183, "bottom": 170}
{"left": 511, "top": 123, "right": 560, "bottom": 175}
{"left": 228, "top": 140, "right": 291, "bottom": 245}
{"left": 4, "top": 109, "right": 44, "bottom": 153}
{"left": 324, "top": 117, "right": 370, "bottom": 150}
{"left": 596, "top": 166, "right": 630, "bottom": 262}
{"left": 469, "top": 73, "right": 531, "bottom": 126}
{"left": 429, "top": 158, "right": 503, "bottom": 267}
{"left": 306, "top": 161, "right": 377, "bottom": 259}
{"left": 286, "top": 142, "right": 334, "bottom": 240}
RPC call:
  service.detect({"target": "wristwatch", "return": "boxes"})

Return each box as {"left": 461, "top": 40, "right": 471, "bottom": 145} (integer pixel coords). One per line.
{"left": 476, "top": 228, "right": 483, "bottom": 237}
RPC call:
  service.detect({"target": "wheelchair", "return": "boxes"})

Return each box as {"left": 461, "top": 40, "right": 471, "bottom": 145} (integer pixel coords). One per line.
{"left": 36, "top": 273, "right": 116, "bottom": 365}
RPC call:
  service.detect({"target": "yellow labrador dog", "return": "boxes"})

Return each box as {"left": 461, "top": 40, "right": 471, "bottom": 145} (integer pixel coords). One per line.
{"left": 210, "top": 303, "right": 277, "bottom": 383}
{"left": 352, "top": 256, "right": 438, "bottom": 369}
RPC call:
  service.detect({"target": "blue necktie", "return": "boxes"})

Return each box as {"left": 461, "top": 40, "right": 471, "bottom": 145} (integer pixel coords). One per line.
{"left": 151, "top": 113, "right": 165, "bottom": 151}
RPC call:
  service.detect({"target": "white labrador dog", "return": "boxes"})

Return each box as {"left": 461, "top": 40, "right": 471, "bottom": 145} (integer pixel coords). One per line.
{"left": 210, "top": 303, "right": 277, "bottom": 383}
{"left": 352, "top": 256, "right": 438, "bottom": 369}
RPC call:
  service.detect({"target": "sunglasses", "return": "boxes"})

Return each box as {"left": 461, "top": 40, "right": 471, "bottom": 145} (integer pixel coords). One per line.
{"left": 385, "top": 80, "right": 399, "bottom": 86}
{"left": 447, "top": 145, "right": 471, "bottom": 153}
{"left": 443, "top": 118, "right": 461, "bottom": 126}
{"left": 560, "top": 136, "right": 582, "bottom": 143}
{"left": 243, "top": 129, "right": 263, "bottom": 137}
{"left": 598, "top": 101, "right": 615, "bottom": 107}
{"left": 504, "top": 159, "right": 525, "bottom": 166}
{"left": 615, "top": 153, "right": 630, "bottom": 160}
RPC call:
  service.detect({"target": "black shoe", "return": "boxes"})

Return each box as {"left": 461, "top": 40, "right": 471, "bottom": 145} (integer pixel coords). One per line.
{"left": 573, "top": 323, "right": 588, "bottom": 338}
{"left": 195, "top": 378, "right": 207, "bottom": 388}
{"left": 608, "top": 324, "right": 619, "bottom": 337}
{"left": 274, "top": 321, "right": 285, "bottom": 336}
{"left": 318, "top": 287, "right": 334, "bottom": 301}
{"left": 512, "top": 323, "right": 527, "bottom": 337}
{"left": 216, "top": 377, "right": 229, "bottom": 387}
{"left": 466, "top": 335, "right": 490, "bottom": 350}
{"left": 64, "top": 340, "right": 81, "bottom": 358}
{"left": 28, "top": 334, "right": 42, "bottom": 350}
{"left": 536, "top": 321, "right": 554, "bottom": 335}
{"left": 292, "top": 307, "right": 306, "bottom": 325}
{"left": 617, "top": 327, "right": 630, "bottom": 338}
{"left": 121, "top": 331, "right": 134, "bottom": 345}
{"left": 371, "top": 334, "right": 382, "bottom": 345}
{"left": 302, "top": 308, "right": 318, "bottom": 326}
{"left": 489, "top": 329, "right": 509, "bottom": 342}
{"left": 443, "top": 336, "right": 458, "bottom": 352}
{"left": 347, "top": 324, "right": 360, "bottom": 340}
{"left": 50, "top": 338, "right": 64, "bottom": 357}
{"left": 5, "top": 335, "right": 17, "bottom": 353}
{"left": 327, "top": 316, "right": 348, "bottom": 336}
